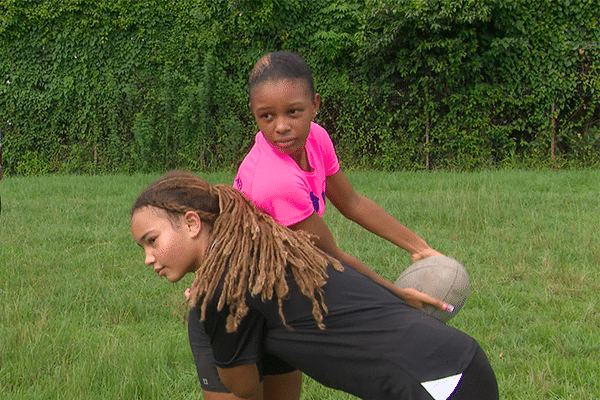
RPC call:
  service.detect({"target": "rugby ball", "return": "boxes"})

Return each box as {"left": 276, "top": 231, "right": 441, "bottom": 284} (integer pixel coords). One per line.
{"left": 394, "top": 256, "right": 470, "bottom": 322}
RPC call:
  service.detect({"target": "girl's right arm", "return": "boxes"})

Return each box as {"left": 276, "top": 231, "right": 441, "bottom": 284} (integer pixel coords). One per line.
{"left": 325, "top": 169, "right": 442, "bottom": 263}
{"left": 289, "top": 213, "right": 447, "bottom": 312}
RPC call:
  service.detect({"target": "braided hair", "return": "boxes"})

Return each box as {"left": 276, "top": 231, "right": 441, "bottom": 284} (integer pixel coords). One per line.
{"left": 248, "top": 51, "right": 315, "bottom": 98}
{"left": 131, "top": 171, "right": 343, "bottom": 332}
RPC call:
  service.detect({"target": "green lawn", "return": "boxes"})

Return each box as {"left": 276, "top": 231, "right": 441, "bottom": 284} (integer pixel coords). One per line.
{"left": 0, "top": 170, "right": 598, "bottom": 399}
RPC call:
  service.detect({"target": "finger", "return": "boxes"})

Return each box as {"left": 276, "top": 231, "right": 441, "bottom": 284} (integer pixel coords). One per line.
{"left": 430, "top": 297, "right": 454, "bottom": 312}
{"left": 420, "top": 292, "right": 449, "bottom": 311}
{"left": 442, "top": 303, "right": 455, "bottom": 313}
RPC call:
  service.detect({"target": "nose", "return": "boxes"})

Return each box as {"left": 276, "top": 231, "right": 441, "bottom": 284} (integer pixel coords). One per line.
{"left": 144, "top": 251, "right": 156, "bottom": 266}
{"left": 274, "top": 116, "right": 290, "bottom": 135}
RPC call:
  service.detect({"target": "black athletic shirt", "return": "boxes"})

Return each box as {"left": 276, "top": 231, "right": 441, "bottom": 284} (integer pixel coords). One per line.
{"left": 203, "top": 263, "right": 478, "bottom": 400}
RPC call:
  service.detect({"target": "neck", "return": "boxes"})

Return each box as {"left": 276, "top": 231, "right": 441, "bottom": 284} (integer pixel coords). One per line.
{"left": 291, "top": 148, "right": 312, "bottom": 172}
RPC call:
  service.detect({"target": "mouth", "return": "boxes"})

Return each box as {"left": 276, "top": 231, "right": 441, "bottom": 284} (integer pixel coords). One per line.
{"left": 274, "top": 138, "right": 297, "bottom": 151}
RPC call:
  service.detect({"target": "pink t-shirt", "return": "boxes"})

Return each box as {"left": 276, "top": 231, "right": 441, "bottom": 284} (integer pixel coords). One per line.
{"left": 234, "top": 122, "right": 340, "bottom": 226}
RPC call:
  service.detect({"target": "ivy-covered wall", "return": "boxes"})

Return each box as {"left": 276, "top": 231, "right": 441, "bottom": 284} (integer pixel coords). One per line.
{"left": 1, "top": 0, "right": 599, "bottom": 174}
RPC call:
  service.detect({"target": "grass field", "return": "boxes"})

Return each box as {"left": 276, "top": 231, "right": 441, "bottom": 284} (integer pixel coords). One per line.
{"left": 0, "top": 170, "right": 598, "bottom": 399}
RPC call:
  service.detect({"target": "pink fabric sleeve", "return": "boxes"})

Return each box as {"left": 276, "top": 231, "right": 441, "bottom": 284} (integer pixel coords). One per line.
{"left": 310, "top": 122, "right": 340, "bottom": 177}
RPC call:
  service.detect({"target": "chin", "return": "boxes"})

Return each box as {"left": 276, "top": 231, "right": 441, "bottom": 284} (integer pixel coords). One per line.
{"left": 164, "top": 273, "right": 182, "bottom": 283}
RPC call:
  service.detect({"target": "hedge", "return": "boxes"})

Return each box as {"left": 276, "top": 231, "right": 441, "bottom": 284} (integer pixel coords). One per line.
{"left": 1, "top": 0, "right": 599, "bottom": 174}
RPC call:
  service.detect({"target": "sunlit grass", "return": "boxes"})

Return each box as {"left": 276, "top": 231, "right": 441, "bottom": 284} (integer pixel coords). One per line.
{"left": 0, "top": 170, "right": 598, "bottom": 399}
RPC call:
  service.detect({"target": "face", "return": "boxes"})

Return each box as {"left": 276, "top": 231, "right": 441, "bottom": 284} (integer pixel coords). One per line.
{"left": 131, "top": 206, "right": 207, "bottom": 283}
{"left": 250, "top": 78, "right": 320, "bottom": 166}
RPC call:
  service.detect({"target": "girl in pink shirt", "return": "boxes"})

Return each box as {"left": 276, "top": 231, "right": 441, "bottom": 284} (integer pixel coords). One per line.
{"left": 236, "top": 51, "right": 445, "bottom": 304}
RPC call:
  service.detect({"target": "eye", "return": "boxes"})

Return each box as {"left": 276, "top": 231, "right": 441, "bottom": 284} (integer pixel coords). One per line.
{"left": 148, "top": 236, "right": 157, "bottom": 245}
{"left": 260, "top": 113, "right": 273, "bottom": 120}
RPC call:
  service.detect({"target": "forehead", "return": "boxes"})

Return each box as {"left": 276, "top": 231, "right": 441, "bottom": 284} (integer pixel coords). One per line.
{"left": 131, "top": 207, "right": 173, "bottom": 237}
{"left": 250, "top": 78, "right": 313, "bottom": 105}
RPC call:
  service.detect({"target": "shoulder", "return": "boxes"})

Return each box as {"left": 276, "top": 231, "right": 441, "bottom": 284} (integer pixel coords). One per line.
{"left": 307, "top": 122, "right": 332, "bottom": 143}
{"left": 236, "top": 133, "right": 299, "bottom": 187}
{"left": 241, "top": 143, "right": 304, "bottom": 193}
{"left": 236, "top": 137, "right": 307, "bottom": 202}
{"left": 239, "top": 132, "right": 290, "bottom": 170}
{"left": 306, "top": 122, "right": 340, "bottom": 176}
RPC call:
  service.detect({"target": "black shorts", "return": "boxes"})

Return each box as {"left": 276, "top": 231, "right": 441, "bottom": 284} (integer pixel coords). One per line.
{"left": 187, "top": 306, "right": 297, "bottom": 393}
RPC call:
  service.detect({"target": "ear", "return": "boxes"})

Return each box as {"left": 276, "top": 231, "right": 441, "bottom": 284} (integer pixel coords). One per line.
{"left": 312, "top": 93, "right": 321, "bottom": 118}
{"left": 183, "top": 211, "right": 203, "bottom": 238}
{"left": 248, "top": 100, "right": 258, "bottom": 120}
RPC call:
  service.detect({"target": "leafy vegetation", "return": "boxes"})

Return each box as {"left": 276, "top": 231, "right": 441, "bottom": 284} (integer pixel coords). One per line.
{"left": 1, "top": 0, "right": 599, "bottom": 174}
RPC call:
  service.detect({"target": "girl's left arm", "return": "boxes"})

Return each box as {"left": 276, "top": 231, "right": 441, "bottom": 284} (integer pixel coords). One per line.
{"left": 325, "top": 170, "right": 443, "bottom": 264}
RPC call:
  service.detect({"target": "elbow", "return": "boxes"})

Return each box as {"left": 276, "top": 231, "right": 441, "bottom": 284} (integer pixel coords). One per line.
{"left": 334, "top": 195, "right": 368, "bottom": 223}
{"left": 227, "top": 383, "right": 261, "bottom": 399}
{"left": 218, "top": 365, "right": 261, "bottom": 399}
{"left": 229, "top": 388, "right": 260, "bottom": 399}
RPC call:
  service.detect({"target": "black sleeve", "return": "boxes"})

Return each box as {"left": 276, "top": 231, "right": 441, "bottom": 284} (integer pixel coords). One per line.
{"left": 203, "top": 299, "right": 266, "bottom": 369}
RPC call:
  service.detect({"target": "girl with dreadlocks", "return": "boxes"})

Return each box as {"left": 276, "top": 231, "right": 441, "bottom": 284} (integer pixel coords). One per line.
{"left": 131, "top": 171, "right": 499, "bottom": 400}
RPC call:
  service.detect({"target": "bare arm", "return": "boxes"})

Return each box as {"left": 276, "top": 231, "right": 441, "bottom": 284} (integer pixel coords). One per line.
{"left": 325, "top": 170, "right": 443, "bottom": 263}
{"left": 289, "top": 212, "right": 447, "bottom": 311}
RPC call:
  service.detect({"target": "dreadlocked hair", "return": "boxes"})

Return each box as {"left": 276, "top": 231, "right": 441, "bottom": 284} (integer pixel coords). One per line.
{"left": 132, "top": 171, "right": 343, "bottom": 332}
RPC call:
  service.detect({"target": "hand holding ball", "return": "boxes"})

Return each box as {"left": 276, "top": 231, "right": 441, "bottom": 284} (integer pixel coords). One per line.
{"left": 395, "top": 256, "right": 470, "bottom": 322}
